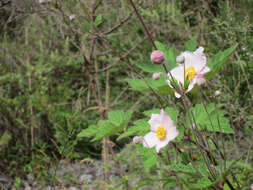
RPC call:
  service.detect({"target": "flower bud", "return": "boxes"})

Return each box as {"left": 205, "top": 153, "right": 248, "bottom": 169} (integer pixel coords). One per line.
{"left": 150, "top": 50, "right": 165, "bottom": 64}
{"left": 152, "top": 72, "right": 161, "bottom": 80}
{"left": 69, "top": 15, "right": 76, "bottom": 21}
{"left": 133, "top": 136, "right": 143, "bottom": 144}
{"left": 176, "top": 54, "right": 185, "bottom": 63}
{"left": 214, "top": 90, "right": 221, "bottom": 97}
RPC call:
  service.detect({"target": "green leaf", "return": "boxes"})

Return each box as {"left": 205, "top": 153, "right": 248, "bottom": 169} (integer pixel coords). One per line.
{"left": 167, "top": 163, "right": 195, "bottom": 173}
{"left": 0, "top": 131, "right": 12, "bottom": 146}
{"left": 191, "top": 177, "right": 212, "bottom": 189}
{"left": 108, "top": 110, "right": 124, "bottom": 125}
{"left": 137, "top": 145, "right": 157, "bottom": 169}
{"left": 198, "top": 163, "right": 209, "bottom": 177}
{"left": 117, "top": 119, "right": 150, "bottom": 140}
{"left": 133, "top": 61, "right": 164, "bottom": 73}
{"left": 206, "top": 44, "right": 238, "bottom": 78}
{"left": 77, "top": 125, "right": 98, "bottom": 138}
{"left": 94, "top": 15, "right": 102, "bottom": 26}
{"left": 126, "top": 75, "right": 173, "bottom": 95}
{"left": 155, "top": 41, "right": 177, "bottom": 69}
{"left": 123, "top": 110, "right": 133, "bottom": 123}
{"left": 188, "top": 103, "right": 234, "bottom": 134}
{"left": 91, "top": 120, "right": 115, "bottom": 141}
{"left": 182, "top": 35, "right": 197, "bottom": 51}
{"left": 176, "top": 126, "right": 184, "bottom": 141}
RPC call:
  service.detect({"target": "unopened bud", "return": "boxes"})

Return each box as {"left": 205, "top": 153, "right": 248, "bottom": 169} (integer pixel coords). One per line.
{"left": 150, "top": 50, "right": 165, "bottom": 64}
{"left": 39, "top": 0, "right": 51, "bottom": 3}
{"left": 152, "top": 72, "right": 161, "bottom": 80}
{"left": 133, "top": 136, "right": 143, "bottom": 144}
{"left": 176, "top": 54, "right": 185, "bottom": 63}
{"left": 214, "top": 90, "right": 221, "bottom": 97}
{"left": 69, "top": 15, "right": 76, "bottom": 21}
{"left": 251, "top": 184, "right": 253, "bottom": 190}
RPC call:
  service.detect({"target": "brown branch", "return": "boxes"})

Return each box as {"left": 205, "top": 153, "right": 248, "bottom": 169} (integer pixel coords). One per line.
{"left": 128, "top": 0, "right": 157, "bottom": 50}
{"left": 96, "top": 35, "right": 148, "bottom": 73}
{"left": 103, "top": 11, "right": 134, "bottom": 35}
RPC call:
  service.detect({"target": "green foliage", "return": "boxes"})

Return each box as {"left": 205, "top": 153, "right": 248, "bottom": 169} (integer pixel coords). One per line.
{"left": 181, "top": 35, "right": 197, "bottom": 51}
{"left": 206, "top": 44, "right": 238, "bottom": 79}
{"left": 78, "top": 110, "right": 133, "bottom": 142}
{"left": 187, "top": 103, "right": 234, "bottom": 134}
{"left": 0, "top": 131, "right": 12, "bottom": 146}
{"left": 117, "top": 119, "right": 149, "bottom": 140}
{"left": 126, "top": 75, "right": 173, "bottom": 95}
{"left": 133, "top": 61, "right": 164, "bottom": 73}
{"left": 167, "top": 163, "right": 195, "bottom": 173}
{"left": 136, "top": 145, "right": 157, "bottom": 169}
{"left": 94, "top": 15, "right": 103, "bottom": 27}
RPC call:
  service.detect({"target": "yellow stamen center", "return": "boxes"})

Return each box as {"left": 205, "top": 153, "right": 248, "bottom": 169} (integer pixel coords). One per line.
{"left": 185, "top": 66, "right": 196, "bottom": 81}
{"left": 156, "top": 126, "right": 166, "bottom": 139}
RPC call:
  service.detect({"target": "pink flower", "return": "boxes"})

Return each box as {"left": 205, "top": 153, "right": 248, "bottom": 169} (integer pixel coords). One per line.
{"left": 150, "top": 50, "right": 165, "bottom": 64}
{"left": 143, "top": 109, "right": 179, "bottom": 153}
{"left": 167, "top": 47, "right": 210, "bottom": 98}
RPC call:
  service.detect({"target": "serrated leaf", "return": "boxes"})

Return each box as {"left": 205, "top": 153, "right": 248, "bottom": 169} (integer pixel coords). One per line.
{"left": 167, "top": 163, "right": 195, "bottom": 173}
{"left": 108, "top": 110, "right": 124, "bottom": 125}
{"left": 182, "top": 35, "right": 197, "bottom": 51}
{"left": 126, "top": 76, "right": 173, "bottom": 95}
{"left": 133, "top": 61, "right": 164, "bottom": 73}
{"left": 188, "top": 103, "right": 234, "bottom": 134}
{"left": 94, "top": 15, "right": 102, "bottom": 26}
{"left": 77, "top": 125, "right": 98, "bottom": 138}
{"left": 137, "top": 145, "right": 157, "bottom": 169}
{"left": 191, "top": 177, "right": 212, "bottom": 188}
{"left": 91, "top": 120, "right": 115, "bottom": 141}
{"left": 117, "top": 119, "right": 149, "bottom": 140}
{"left": 123, "top": 110, "right": 133, "bottom": 123}
{"left": 206, "top": 44, "right": 238, "bottom": 79}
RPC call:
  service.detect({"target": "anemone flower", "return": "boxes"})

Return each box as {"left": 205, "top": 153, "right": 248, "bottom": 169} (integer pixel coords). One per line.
{"left": 143, "top": 109, "right": 178, "bottom": 153}
{"left": 167, "top": 47, "right": 210, "bottom": 98}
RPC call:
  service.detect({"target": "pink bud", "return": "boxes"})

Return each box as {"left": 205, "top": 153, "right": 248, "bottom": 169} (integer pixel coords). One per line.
{"left": 152, "top": 72, "right": 161, "bottom": 80}
{"left": 251, "top": 184, "right": 253, "bottom": 190}
{"left": 150, "top": 50, "right": 165, "bottom": 64}
{"left": 133, "top": 136, "right": 143, "bottom": 144}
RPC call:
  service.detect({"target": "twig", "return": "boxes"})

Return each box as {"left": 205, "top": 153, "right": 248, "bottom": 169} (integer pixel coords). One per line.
{"left": 128, "top": 0, "right": 157, "bottom": 50}
{"left": 103, "top": 12, "right": 134, "bottom": 35}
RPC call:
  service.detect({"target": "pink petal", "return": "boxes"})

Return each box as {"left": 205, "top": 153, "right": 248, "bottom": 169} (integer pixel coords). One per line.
{"left": 199, "top": 66, "right": 210, "bottom": 75}
{"left": 143, "top": 132, "right": 159, "bottom": 148}
{"left": 166, "top": 126, "right": 179, "bottom": 142}
{"left": 148, "top": 114, "right": 162, "bottom": 131}
{"left": 155, "top": 138, "right": 170, "bottom": 153}
{"left": 169, "top": 65, "right": 185, "bottom": 84}
{"left": 183, "top": 49, "right": 206, "bottom": 72}
{"left": 160, "top": 109, "right": 174, "bottom": 128}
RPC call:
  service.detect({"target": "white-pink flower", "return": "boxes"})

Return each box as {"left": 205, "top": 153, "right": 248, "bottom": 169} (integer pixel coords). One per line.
{"left": 143, "top": 109, "right": 178, "bottom": 153}
{"left": 167, "top": 47, "right": 210, "bottom": 98}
